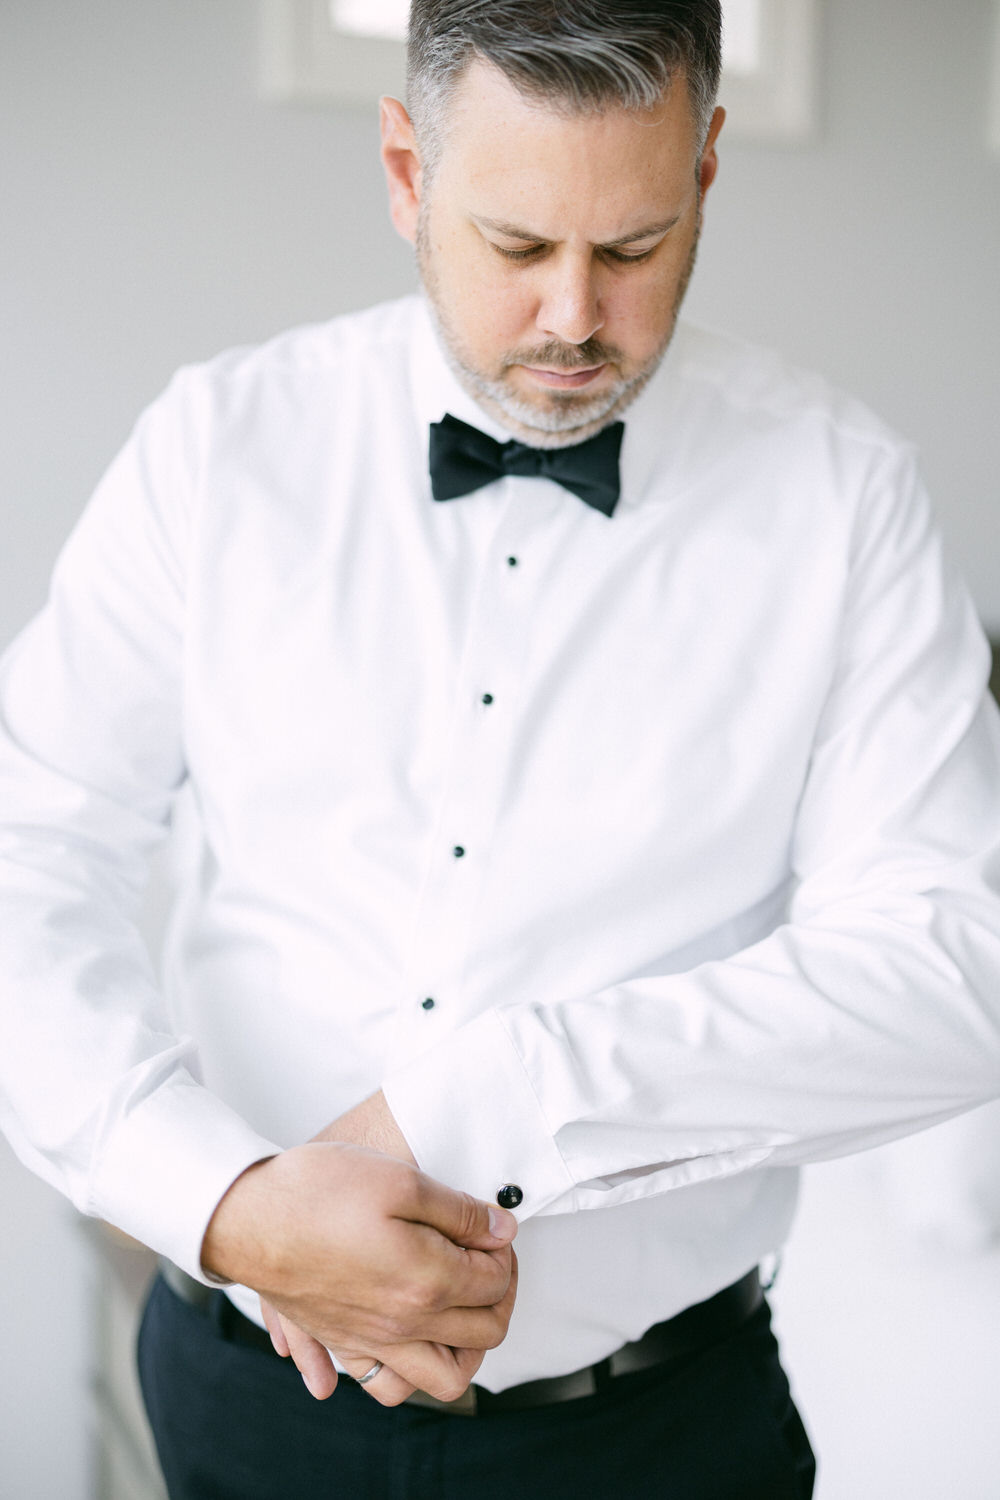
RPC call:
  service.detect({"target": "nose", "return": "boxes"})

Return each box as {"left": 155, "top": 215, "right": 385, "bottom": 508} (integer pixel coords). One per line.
{"left": 535, "top": 252, "right": 605, "bottom": 347}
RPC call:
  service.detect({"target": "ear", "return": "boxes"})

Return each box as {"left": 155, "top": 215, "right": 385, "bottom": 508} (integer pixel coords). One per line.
{"left": 380, "top": 96, "right": 423, "bottom": 244}
{"left": 699, "top": 106, "right": 726, "bottom": 196}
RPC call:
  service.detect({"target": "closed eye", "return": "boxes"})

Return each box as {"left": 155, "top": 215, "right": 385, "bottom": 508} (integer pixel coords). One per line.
{"left": 603, "top": 246, "right": 657, "bottom": 264}
{"left": 491, "top": 242, "right": 659, "bottom": 265}
{"left": 492, "top": 243, "right": 546, "bottom": 262}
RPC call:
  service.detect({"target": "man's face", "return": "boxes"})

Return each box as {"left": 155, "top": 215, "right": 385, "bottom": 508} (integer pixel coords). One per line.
{"left": 383, "top": 61, "right": 724, "bottom": 447}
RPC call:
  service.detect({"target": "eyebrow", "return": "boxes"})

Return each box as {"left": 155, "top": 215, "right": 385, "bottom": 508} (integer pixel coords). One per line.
{"left": 471, "top": 214, "right": 682, "bottom": 247}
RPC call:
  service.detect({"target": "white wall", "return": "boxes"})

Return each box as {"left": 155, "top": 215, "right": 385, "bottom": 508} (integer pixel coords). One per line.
{"left": 686, "top": 0, "right": 1000, "bottom": 627}
{"left": 693, "top": 16, "right": 1000, "bottom": 1485}
{"left": 1, "top": 3, "right": 999, "bottom": 1497}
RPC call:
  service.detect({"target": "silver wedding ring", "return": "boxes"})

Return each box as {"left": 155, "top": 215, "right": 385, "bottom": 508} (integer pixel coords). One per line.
{"left": 356, "top": 1360, "right": 383, "bottom": 1386}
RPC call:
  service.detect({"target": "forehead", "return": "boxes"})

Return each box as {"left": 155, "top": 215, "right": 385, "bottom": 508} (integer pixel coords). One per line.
{"left": 432, "top": 58, "right": 699, "bottom": 238}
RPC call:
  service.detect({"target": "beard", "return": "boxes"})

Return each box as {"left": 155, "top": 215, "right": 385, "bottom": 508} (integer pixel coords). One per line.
{"left": 417, "top": 205, "right": 701, "bottom": 450}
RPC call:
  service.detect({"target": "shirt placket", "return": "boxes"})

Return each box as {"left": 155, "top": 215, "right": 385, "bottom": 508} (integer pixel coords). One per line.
{"left": 384, "top": 482, "right": 562, "bottom": 1070}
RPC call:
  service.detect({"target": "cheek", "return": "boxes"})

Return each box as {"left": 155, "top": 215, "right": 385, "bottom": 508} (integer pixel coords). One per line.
{"left": 609, "top": 272, "right": 683, "bottom": 349}
{"left": 458, "top": 270, "right": 536, "bottom": 350}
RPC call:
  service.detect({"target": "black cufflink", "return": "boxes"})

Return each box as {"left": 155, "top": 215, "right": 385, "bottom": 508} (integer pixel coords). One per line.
{"left": 496, "top": 1184, "right": 523, "bottom": 1210}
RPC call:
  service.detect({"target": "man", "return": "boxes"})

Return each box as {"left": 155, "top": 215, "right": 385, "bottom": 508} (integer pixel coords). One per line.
{"left": 2, "top": 2, "right": 999, "bottom": 1496}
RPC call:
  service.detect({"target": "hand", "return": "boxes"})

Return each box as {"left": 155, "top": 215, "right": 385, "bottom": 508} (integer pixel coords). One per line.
{"left": 255, "top": 1091, "right": 517, "bottom": 1405}
{"left": 260, "top": 1251, "right": 518, "bottom": 1405}
{"left": 260, "top": 1090, "right": 423, "bottom": 1401}
{"left": 201, "top": 1106, "right": 518, "bottom": 1405}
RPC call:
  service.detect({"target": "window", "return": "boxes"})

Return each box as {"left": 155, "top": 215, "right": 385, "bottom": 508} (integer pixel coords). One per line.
{"left": 330, "top": 0, "right": 408, "bottom": 42}
{"left": 719, "top": 0, "right": 819, "bottom": 139}
{"left": 723, "top": 0, "right": 766, "bottom": 77}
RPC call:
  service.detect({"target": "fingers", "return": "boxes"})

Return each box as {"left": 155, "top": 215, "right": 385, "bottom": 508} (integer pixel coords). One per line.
{"left": 401, "top": 1299, "right": 509, "bottom": 1350}
{"left": 393, "top": 1258, "right": 515, "bottom": 1403}
{"left": 386, "top": 1244, "right": 518, "bottom": 1356}
{"left": 336, "top": 1354, "right": 416, "bottom": 1407}
{"left": 449, "top": 1343, "right": 487, "bottom": 1390}
{"left": 261, "top": 1253, "right": 515, "bottom": 1409}
{"left": 227, "top": 1145, "right": 520, "bottom": 1384}
{"left": 429, "top": 1242, "right": 520, "bottom": 1346}
{"left": 259, "top": 1297, "right": 290, "bottom": 1356}
{"left": 378, "top": 1340, "right": 484, "bottom": 1404}
{"left": 402, "top": 1229, "right": 515, "bottom": 1317}
{"left": 402, "top": 1173, "right": 518, "bottom": 1254}
{"left": 266, "top": 1305, "right": 339, "bottom": 1401}
{"left": 263, "top": 1296, "right": 418, "bottom": 1408}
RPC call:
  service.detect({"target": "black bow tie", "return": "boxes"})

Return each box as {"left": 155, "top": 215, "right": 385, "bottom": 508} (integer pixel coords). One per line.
{"left": 429, "top": 413, "right": 624, "bottom": 518}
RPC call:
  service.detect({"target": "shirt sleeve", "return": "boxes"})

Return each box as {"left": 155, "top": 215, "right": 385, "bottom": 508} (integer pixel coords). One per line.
{"left": 0, "top": 375, "right": 280, "bottom": 1281}
{"left": 383, "top": 445, "right": 1000, "bottom": 1220}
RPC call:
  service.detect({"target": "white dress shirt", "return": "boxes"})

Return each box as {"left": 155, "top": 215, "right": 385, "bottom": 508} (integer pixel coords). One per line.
{"left": 2, "top": 294, "right": 1000, "bottom": 1391}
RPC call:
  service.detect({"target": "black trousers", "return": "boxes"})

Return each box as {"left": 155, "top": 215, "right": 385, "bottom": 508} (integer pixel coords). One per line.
{"left": 138, "top": 1273, "right": 816, "bottom": 1500}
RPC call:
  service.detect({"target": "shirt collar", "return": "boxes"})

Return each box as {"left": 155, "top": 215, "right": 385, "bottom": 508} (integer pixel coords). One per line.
{"left": 407, "top": 293, "right": 689, "bottom": 514}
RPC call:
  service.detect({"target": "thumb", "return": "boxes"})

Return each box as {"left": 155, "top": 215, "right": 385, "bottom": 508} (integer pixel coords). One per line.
{"left": 408, "top": 1173, "right": 519, "bottom": 1249}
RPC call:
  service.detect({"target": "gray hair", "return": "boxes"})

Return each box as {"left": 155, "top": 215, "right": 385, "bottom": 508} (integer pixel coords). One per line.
{"left": 407, "top": 1, "right": 722, "bottom": 178}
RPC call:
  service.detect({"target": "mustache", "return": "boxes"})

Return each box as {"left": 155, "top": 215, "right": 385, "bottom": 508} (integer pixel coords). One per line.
{"left": 502, "top": 338, "right": 622, "bottom": 370}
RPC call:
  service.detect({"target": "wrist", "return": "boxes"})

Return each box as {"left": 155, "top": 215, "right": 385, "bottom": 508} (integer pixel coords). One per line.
{"left": 200, "top": 1154, "right": 279, "bottom": 1284}
{"left": 313, "top": 1090, "right": 417, "bottom": 1165}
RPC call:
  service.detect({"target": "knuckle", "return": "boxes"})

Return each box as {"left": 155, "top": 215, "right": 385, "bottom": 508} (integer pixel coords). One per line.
{"left": 434, "top": 1376, "right": 470, "bottom": 1404}
{"left": 408, "top": 1173, "right": 436, "bottom": 1218}
{"left": 397, "top": 1277, "right": 441, "bottom": 1321}
{"left": 485, "top": 1302, "right": 515, "bottom": 1338}
{"left": 373, "top": 1387, "right": 410, "bottom": 1408}
{"left": 381, "top": 1310, "right": 412, "bottom": 1341}
{"left": 382, "top": 1293, "right": 432, "bottom": 1339}
{"left": 453, "top": 1192, "right": 483, "bottom": 1241}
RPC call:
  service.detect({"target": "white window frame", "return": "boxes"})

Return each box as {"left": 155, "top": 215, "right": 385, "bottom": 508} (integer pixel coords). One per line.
{"left": 718, "top": 0, "right": 820, "bottom": 141}
{"left": 260, "top": 0, "right": 408, "bottom": 106}
{"left": 259, "top": 0, "right": 820, "bottom": 143}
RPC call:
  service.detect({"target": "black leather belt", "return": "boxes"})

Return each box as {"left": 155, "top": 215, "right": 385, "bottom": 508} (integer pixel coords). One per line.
{"left": 158, "top": 1260, "right": 762, "bottom": 1417}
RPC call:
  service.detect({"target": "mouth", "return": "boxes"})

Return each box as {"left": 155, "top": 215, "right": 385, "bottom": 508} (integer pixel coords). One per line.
{"left": 519, "top": 363, "right": 608, "bottom": 390}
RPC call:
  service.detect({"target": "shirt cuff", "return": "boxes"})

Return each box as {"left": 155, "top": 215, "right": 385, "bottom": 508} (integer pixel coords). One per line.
{"left": 86, "top": 1072, "right": 282, "bottom": 1284}
{"left": 382, "top": 1009, "right": 575, "bottom": 1218}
